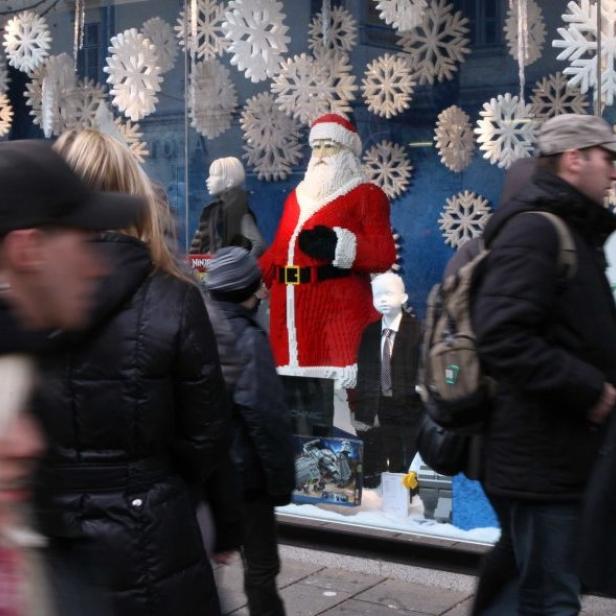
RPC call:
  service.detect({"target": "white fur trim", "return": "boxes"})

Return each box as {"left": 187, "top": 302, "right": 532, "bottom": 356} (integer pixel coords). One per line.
{"left": 332, "top": 227, "right": 357, "bottom": 269}
{"left": 309, "top": 122, "right": 362, "bottom": 156}
{"left": 295, "top": 176, "right": 364, "bottom": 221}
{"left": 276, "top": 364, "right": 357, "bottom": 390}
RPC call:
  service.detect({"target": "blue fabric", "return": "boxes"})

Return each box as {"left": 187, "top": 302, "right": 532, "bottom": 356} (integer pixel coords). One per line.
{"left": 451, "top": 474, "right": 497, "bottom": 530}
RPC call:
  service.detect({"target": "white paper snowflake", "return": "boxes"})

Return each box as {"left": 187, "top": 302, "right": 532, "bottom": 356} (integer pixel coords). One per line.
{"left": 374, "top": 0, "right": 427, "bottom": 32}
{"left": 434, "top": 105, "right": 474, "bottom": 173}
{"left": 362, "top": 140, "right": 413, "bottom": 200}
{"left": 553, "top": 0, "right": 616, "bottom": 106}
{"left": 175, "top": 0, "right": 229, "bottom": 60}
{"left": 0, "top": 93, "right": 13, "bottom": 137}
{"left": 397, "top": 0, "right": 470, "bottom": 85}
{"left": 530, "top": 71, "right": 589, "bottom": 120}
{"left": 315, "top": 50, "right": 358, "bottom": 117}
{"left": 504, "top": 0, "right": 546, "bottom": 67}
{"left": 361, "top": 53, "right": 414, "bottom": 119}
{"left": 104, "top": 29, "right": 162, "bottom": 122}
{"left": 60, "top": 79, "right": 106, "bottom": 131}
{"left": 308, "top": 6, "right": 357, "bottom": 55}
{"left": 240, "top": 91, "right": 303, "bottom": 181}
{"left": 142, "top": 17, "right": 177, "bottom": 74}
{"left": 475, "top": 93, "right": 536, "bottom": 170}
{"left": 189, "top": 59, "right": 237, "bottom": 139}
{"left": 0, "top": 49, "right": 10, "bottom": 95}
{"left": 223, "top": 0, "right": 290, "bottom": 83}
{"left": 3, "top": 10, "right": 51, "bottom": 73}
{"left": 439, "top": 191, "right": 491, "bottom": 248}
{"left": 114, "top": 118, "right": 149, "bottom": 163}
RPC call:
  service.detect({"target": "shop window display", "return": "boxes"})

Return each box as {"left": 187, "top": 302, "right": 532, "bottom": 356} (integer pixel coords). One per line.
{"left": 3, "top": 0, "right": 613, "bottom": 547}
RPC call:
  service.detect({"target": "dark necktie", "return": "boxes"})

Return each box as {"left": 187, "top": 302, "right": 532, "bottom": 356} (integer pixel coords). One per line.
{"left": 381, "top": 328, "right": 394, "bottom": 397}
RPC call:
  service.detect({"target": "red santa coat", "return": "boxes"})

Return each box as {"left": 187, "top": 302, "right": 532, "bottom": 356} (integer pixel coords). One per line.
{"left": 260, "top": 179, "right": 396, "bottom": 384}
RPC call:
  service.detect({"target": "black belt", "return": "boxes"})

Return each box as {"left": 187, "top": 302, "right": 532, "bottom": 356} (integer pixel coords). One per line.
{"left": 277, "top": 264, "right": 351, "bottom": 285}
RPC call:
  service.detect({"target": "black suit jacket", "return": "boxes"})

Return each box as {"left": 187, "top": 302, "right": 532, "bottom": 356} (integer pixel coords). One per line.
{"left": 353, "top": 311, "right": 422, "bottom": 425}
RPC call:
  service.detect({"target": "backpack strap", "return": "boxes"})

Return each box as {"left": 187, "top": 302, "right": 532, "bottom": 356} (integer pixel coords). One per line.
{"left": 523, "top": 211, "right": 577, "bottom": 280}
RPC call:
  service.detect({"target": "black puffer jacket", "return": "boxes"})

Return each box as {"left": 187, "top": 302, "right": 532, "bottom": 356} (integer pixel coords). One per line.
{"left": 33, "top": 233, "right": 229, "bottom": 616}
{"left": 207, "top": 297, "right": 295, "bottom": 505}
{"left": 472, "top": 169, "right": 616, "bottom": 501}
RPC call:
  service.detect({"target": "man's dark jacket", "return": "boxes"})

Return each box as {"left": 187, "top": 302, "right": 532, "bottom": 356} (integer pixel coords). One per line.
{"left": 207, "top": 297, "right": 295, "bottom": 505}
{"left": 354, "top": 312, "right": 422, "bottom": 425}
{"left": 472, "top": 169, "right": 616, "bottom": 501}
{"left": 32, "top": 233, "right": 228, "bottom": 616}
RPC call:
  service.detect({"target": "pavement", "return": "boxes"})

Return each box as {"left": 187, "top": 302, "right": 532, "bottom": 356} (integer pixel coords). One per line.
{"left": 214, "top": 544, "right": 616, "bottom": 616}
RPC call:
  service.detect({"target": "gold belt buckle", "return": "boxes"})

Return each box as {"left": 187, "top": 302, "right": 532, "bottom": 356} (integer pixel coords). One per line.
{"left": 284, "top": 265, "right": 301, "bottom": 285}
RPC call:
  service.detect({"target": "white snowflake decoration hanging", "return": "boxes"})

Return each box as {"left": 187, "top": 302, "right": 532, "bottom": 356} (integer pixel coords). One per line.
{"left": 0, "top": 94, "right": 13, "bottom": 137}
{"left": 241, "top": 92, "right": 303, "bottom": 181}
{"left": 397, "top": 0, "right": 470, "bottom": 85}
{"left": 362, "top": 140, "right": 413, "bottom": 200}
{"left": 308, "top": 6, "right": 357, "bottom": 55}
{"left": 374, "top": 0, "right": 427, "bottom": 32}
{"left": 475, "top": 93, "right": 536, "bottom": 170}
{"left": 189, "top": 59, "right": 237, "bottom": 139}
{"left": 3, "top": 10, "right": 51, "bottom": 73}
{"left": 60, "top": 79, "right": 106, "bottom": 131}
{"left": 434, "top": 105, "right": 474, "bottom": 173}
{"left": 553, "top": 0, "right": 616, "bottom": 106}
{"left": 223, "top": 0, "right": 290, "bottom": 83}
{"left": 439, "top": 191, "right": 491, "bottom": 248}
{"left": 175, "top": 0, "right": 229, "bottom": 60}
{"left": 504, "top": 0, "right": 546, "bottom": 67}
{"left": 114, "top": 118, "right": 149, "bottom": 163}
{"left": 314, "top": 51, "right": 358, "bottom": 117}
{"left": 361, "top": 53, "right": 414, "bottom": 119}
{"left": 530, "top": 71, "right": 589, "bottom": 120}
{"left": 104, "top": 29, "right": 162, "bottom": 122}
{"left": 142, "top": 17, "right": 178, "bottom": 74}
{"left": 0, "top": 50, "right": 10, "bottom": 95}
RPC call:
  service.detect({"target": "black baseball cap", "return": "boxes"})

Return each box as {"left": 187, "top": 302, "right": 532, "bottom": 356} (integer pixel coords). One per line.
{"left": 0, "top": 140, "right": 145, "bottom": 235}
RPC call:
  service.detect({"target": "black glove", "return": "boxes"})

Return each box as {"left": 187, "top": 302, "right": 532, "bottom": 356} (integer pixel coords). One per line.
{"left": 298, "top": 225, "right": 337, "bottom": 261}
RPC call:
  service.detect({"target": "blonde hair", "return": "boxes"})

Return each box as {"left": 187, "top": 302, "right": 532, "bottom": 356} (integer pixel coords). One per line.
{"left": 54, "top": 128, "right": 193, "bottom": 283}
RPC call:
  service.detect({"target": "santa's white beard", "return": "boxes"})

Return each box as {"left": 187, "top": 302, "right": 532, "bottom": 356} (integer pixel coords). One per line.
{"left": 297, "top": 150, "right": 364, "bottom": 202}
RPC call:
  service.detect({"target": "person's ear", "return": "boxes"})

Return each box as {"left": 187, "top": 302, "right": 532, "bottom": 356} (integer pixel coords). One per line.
{"left": 562, "top": 150, "right": 584, "bottom": 175}
{"left": 401, "top": 293, "right": 408, "bottom": 305}
{"left": 2, "top": 229, "right": 46, "bottom": 273}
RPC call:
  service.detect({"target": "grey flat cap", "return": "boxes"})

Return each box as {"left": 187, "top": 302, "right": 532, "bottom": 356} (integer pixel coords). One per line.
{"left": 538, "top": 114, "right": 616, "bottom": 155}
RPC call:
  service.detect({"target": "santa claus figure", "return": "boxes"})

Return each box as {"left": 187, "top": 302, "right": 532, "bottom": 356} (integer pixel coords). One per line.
{"left": 260, "top": 114, "right": 396, "bottom": 401}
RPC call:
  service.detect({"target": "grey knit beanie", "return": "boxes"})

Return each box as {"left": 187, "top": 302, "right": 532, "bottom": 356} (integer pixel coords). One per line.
{"left": 205, "top": 246, "right": 262, "bottom": 303}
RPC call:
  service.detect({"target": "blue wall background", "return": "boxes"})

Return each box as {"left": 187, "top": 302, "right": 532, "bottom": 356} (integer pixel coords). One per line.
{"left": 4, "top": 0, "right": 595, "bottom": 317}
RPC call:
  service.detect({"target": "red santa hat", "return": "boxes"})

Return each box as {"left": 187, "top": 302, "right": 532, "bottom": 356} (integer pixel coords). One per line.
{"left": 309, "top": 114, "right": 362, "bottom": 156}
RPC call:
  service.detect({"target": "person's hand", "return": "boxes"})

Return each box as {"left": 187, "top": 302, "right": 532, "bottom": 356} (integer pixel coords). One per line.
{"left": 212, "top": 551, "right": 236, "bottom": 566}
{"left": 588, "top": 383, "right": 616, "bottom": 424}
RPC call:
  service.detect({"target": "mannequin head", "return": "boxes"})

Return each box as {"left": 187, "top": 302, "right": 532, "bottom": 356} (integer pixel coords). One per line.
{"left": 371, "top": 273, "right": 407, "bottom": 317}
{"left": 206, "top": 157, "right": 246, "bottom": 196}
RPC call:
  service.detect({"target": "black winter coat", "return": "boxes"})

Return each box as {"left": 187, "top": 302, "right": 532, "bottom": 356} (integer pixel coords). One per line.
{"left": 472, "top": 170, "right": 616, "bottom": 501}
{"left": 207, "top": 297, "right": 295, "bottom": 505}
{"left": 33, "top": 233, "right": 229, "bottom": 616}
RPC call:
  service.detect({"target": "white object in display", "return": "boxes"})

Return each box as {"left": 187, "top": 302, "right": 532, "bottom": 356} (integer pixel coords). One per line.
{"left": 530, "top": 71, "right": 589, "bottom": 120}
{"left": 3, "top": 10, "right": 51, "bottom": 73}
{"left": 222, "top": 0, "right": 290, "bottom": 83}
{"left": 0, "top": 50, "right": 10, "bottom": 95}
{"left": 362, "top": 140, "right": 413, "bottom": 200}
{"left": 397, "top": 0, "right": 470, "bottom": 85}
{"left": 315, "top": 51, "right": 358, "bottom": 118}
{"left": 381, "top": 473, "right": 409, "bottom": 519}
{"left": 308, "top": 6, "right": 357, "bottom": 55}
{"left": 241, "top": 91, "right": 303, "bottom": 181}
{"left": 104, "top": 28, "right": 163, "bottom": 122}
{"left": 189, "top": 59, "right": 237, "bottom": 139}
{"left": 553, "top": 0, "right": 616, "bottom": 107}
{"left": 475, "top": 93, "right": 536, "bottom": 170}
{"left": 0, "top": 93, "right": 13, "bottom": 137}
{"left": 175, "top": 0, "right": 228, "bottom": 60}
{"left": 361, "top": 53, "right": 415, "bottom": 119}
{"left": 434, "top": 105, "right": 475, "bottom": 173}
{"left": 439, "top": 190, "right": 491, "bottom": 248}
{"left": 60, "top": 79, "right": 106, "bottom": 131}
{"left": 115, "top": 118, "right": 149, "bottom": 164}
{"left": 373, "top": 0, "right": 427, "bottom": 32}
{"left": 142, "top": 17, "right": 178, "bottom": 74}
{"left": 504, "top": 0, "right": 545, "bottom": 67}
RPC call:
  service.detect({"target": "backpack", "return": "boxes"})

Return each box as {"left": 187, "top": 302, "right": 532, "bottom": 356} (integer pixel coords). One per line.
{"left": 420, "top": 210, "right": 577, "bottom": 432}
